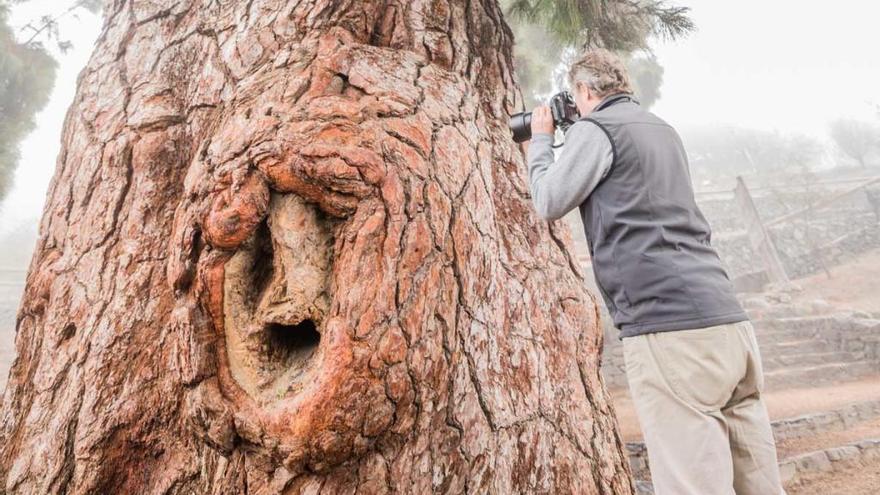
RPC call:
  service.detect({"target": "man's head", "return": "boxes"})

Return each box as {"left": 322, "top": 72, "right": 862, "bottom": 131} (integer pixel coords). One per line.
{"left": 568, "top": 49, "right": 633, "bottom": 115}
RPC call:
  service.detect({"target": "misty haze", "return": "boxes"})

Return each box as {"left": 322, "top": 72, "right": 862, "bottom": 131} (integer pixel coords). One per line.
{"left": 0, "top": 1, "right": 878, "bottom": 493}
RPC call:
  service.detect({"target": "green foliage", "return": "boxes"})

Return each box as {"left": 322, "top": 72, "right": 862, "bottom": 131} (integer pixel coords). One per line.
{"left": 0, "top": 0, "right": 103, "bottom": 202}
{"left": 78, "top": 0, "right": 104, "bottom": 14}
{"left": 0, "top": 2, "right": 58, "bottom": 201}
{"left": 506, "top": 0, "right": 694, "bottom": 51}
{"left": 506, "top": 18, "right": 568, "bottom": 108}
{"left": 626, "top": 53, "right": 663, "bottom": 109}
{"left": 503, "top": 0, "right": 693, "bottom": 111}
{"left": 828, "top": 118, "right": 879, "bottom": 168}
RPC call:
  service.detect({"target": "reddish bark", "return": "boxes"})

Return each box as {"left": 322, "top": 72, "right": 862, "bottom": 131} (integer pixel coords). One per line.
{"left": 0, "top": 0, "right": 633, "bottom": 493}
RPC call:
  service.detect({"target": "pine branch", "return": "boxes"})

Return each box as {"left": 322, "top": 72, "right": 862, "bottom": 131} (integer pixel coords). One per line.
{"left": 503, "top": 0, "right": 694, "bottom": 50}
{"left": 20, "top": 0, "right": 93, "bottom": 46}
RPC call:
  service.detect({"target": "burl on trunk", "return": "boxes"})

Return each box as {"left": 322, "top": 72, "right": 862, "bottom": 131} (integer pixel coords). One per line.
{"left": 0, "top": 0, "right": 632, "bottom": 493}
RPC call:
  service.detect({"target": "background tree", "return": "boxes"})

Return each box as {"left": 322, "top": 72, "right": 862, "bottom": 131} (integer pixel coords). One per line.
{"left": 625, "top": 53, "right": 664, "bottom": 109}
{"left": 682, "top": 125, "right": 824, "bottom": 188}
{"left": 506, "top": 19, "right": 566, "bottom": 108}
{"left": 0, "top": 0, "right": 103, "bottom": 202}
{"left": 829, "top": 117, "right": 879, "bottom": 168}
{"left": 0, "top": 3, "right": 56, "bottom": 201}
{"left": 0, "top": 1, "right": 634, "bottom": 493}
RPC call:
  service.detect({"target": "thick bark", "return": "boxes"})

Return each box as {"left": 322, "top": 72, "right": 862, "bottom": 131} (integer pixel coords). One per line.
{"left": 0, "top": 0, "right": 633, "bottom": 493}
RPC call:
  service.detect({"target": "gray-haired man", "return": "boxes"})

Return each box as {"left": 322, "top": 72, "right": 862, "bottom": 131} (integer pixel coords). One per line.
{"left": 524, "top": 49, "right": 786, "bottom": 495}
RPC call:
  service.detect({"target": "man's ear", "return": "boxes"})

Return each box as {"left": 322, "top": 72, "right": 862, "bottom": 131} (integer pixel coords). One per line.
{"left": 581, "top": 82, "right": 594, "bottom": 101}
{"left": 575, "top": 81, "right": 591, "bottom": 101}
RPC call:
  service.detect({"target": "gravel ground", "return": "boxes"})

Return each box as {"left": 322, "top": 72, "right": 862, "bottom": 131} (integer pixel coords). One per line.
{"left": 788, "top": 456, "right": 880, "bottom": 495}
{"left": 791, "top": 247, "right": 880, "bottom": 313}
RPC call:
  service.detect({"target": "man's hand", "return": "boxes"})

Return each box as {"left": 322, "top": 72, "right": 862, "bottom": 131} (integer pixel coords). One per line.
{"left": 531, "top": 105, "right": 554, "bottom": 136}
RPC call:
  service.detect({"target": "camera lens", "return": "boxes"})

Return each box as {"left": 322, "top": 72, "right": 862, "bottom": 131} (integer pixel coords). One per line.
{"left": 509, "top": 112, "right": 532, "bottom": 143}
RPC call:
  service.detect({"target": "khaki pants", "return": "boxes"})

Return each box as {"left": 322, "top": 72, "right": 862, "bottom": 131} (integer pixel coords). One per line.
{"left": 623, "top": 320, "right": 786, "bottom": 495}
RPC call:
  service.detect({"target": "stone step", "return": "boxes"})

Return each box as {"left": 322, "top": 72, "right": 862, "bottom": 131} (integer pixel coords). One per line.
{"left": 754, "top": 316, "right": 840, "bottom": 330}
{"left": 763, "top": 360, "right": 880, "bottom": 389}
{"left": 626, "top": 399, "right": 880, "bottom": 476}
{"left": 754, "top": 314, "right": 878, "bottom": 331}
{"left": 756, "top": 316, "right": 880, "bottom": 338}
{"left": 755, "top": 328, "right": 824, "bottom": 344}
{"left": 772, "top": 399, "right": 880, "bottom": 441}
{"left": 754, "top": 317, "right": 879, "bottom": 345}
{"left": 629, "top": 396, "right": 880, "bottom": 491}
{"left": 762, "top": 350, "right": 866, "bottom": 371}
{"left": 633, "top": 438, "right": 880, "bottom": 493}
{"left": 759, "top": 338, "right": 836, "bottom": 356}
{"left": 778, "top": 438, "right": 880, "bottom": 486}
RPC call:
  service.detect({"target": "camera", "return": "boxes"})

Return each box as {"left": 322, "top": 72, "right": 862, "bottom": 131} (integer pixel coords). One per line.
{"left": 509, "top": 91, "right": 580, "bottom": 143}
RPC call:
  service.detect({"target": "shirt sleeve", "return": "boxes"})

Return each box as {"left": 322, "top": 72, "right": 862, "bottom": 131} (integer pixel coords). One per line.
{"left": 526, "top": 120, "right": 614, "bottom": 221}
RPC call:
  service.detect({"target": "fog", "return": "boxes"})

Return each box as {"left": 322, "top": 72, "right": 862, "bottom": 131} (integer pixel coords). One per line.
{"left": 1, "top": 2, "right": 879, "bottom": 486}
{"left": 652, "top": 0, "right": 879, "bottom": 140}
{"left": 1, "top": 1, "right": 101, "bottom": 239}
{"left": 2, "top": 3, "right": 880, "bottom": 335}
{"left": 2, "top": 2, "right": 879, "bottom": 243}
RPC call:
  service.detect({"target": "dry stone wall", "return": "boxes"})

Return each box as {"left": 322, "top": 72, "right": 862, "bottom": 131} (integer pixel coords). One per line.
{"left": 698, "top": 187, "right": 880, "bottom": 284}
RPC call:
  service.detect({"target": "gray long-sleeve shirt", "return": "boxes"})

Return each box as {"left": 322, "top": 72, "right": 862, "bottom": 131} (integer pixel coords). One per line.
{"left": 527, "top": 122, "right": 614, "bottom": 220}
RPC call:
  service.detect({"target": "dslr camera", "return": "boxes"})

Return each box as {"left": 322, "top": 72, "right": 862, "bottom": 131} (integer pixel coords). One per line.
{"left": 509, "top": 91, "right": 580, "bottom": 143}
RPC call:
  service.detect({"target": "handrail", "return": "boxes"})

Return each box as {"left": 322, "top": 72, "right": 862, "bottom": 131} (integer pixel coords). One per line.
{"left": 695, "top": 175, "right": 880, "bottom": 199}
{"left": 764, "top": 176, "right": 880, "bottom": 228}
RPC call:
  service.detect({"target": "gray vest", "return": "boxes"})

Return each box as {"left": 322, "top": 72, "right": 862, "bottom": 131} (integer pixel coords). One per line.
{"left": 580, "top": 94, "right": 747, "bottom": 338}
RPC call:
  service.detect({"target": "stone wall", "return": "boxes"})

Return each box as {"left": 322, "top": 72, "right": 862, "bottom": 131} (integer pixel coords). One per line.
{"left": 698, "top": 185, "right": 880, "bottom": 284}
{"left": 568, "top": 179, "right": 880, "bottom": 306}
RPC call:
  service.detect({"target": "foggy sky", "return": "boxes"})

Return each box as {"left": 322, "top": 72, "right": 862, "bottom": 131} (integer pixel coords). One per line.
{"left": 652, "top": 0, "right": 879, "bottom": 137}
{"left": 1, "top": 0, "right": 878, "bottom": 235}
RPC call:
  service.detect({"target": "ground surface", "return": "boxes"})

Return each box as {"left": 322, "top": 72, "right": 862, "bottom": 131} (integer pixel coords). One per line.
{"left": 790, "top": 247, "right": 880, "bottom": 313}
{"left": 787, "top": 457, "right": 880, "bottom": 495}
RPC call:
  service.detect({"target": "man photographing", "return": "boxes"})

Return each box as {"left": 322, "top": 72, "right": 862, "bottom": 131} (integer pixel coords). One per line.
{"left": 523, "top": 49, "right": 786, "bottom": 495}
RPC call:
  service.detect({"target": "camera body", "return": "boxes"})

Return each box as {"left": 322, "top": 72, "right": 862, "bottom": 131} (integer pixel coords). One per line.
{"left": 509, "top": 91, "right": 580, "bottom": 143}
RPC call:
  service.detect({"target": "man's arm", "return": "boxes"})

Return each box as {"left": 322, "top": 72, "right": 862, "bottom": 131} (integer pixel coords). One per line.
{"left": 526, "top": 121, "right": 614, "bottom": 220}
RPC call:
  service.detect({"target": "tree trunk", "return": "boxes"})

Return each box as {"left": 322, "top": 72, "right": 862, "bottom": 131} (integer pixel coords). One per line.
{"left": 0, "top": 0, "right": 633, "bottom": 493}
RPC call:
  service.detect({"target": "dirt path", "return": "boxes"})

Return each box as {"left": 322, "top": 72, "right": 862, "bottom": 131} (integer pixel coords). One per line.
{"left": 787, "top": 456, "right": 880, "bottom": 495}
{"left": 790, "top": 247, "right": 880, "bottom": 313}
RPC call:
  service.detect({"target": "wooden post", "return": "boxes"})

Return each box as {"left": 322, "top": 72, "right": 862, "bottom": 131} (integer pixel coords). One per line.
{"left": 734, "top": 176, "right": 790, "bottom": 285}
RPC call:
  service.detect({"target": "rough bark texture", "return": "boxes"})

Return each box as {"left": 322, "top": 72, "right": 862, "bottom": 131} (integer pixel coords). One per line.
{"left": 0, "top": 0, "right": 633, "bottom": 493}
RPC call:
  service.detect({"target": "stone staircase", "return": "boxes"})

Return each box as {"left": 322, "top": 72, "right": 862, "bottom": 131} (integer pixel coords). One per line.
{"left": 607, "top": 310, "right": 880, "bottom": 493}
{"left": 628, "top": 398, "right": 880, "bottom": 494}
{"left": 753, "top": 315, "right": 880, "bottom": 389}
{"left": 602, "top": 312, "right": 880, "bottom": 392}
